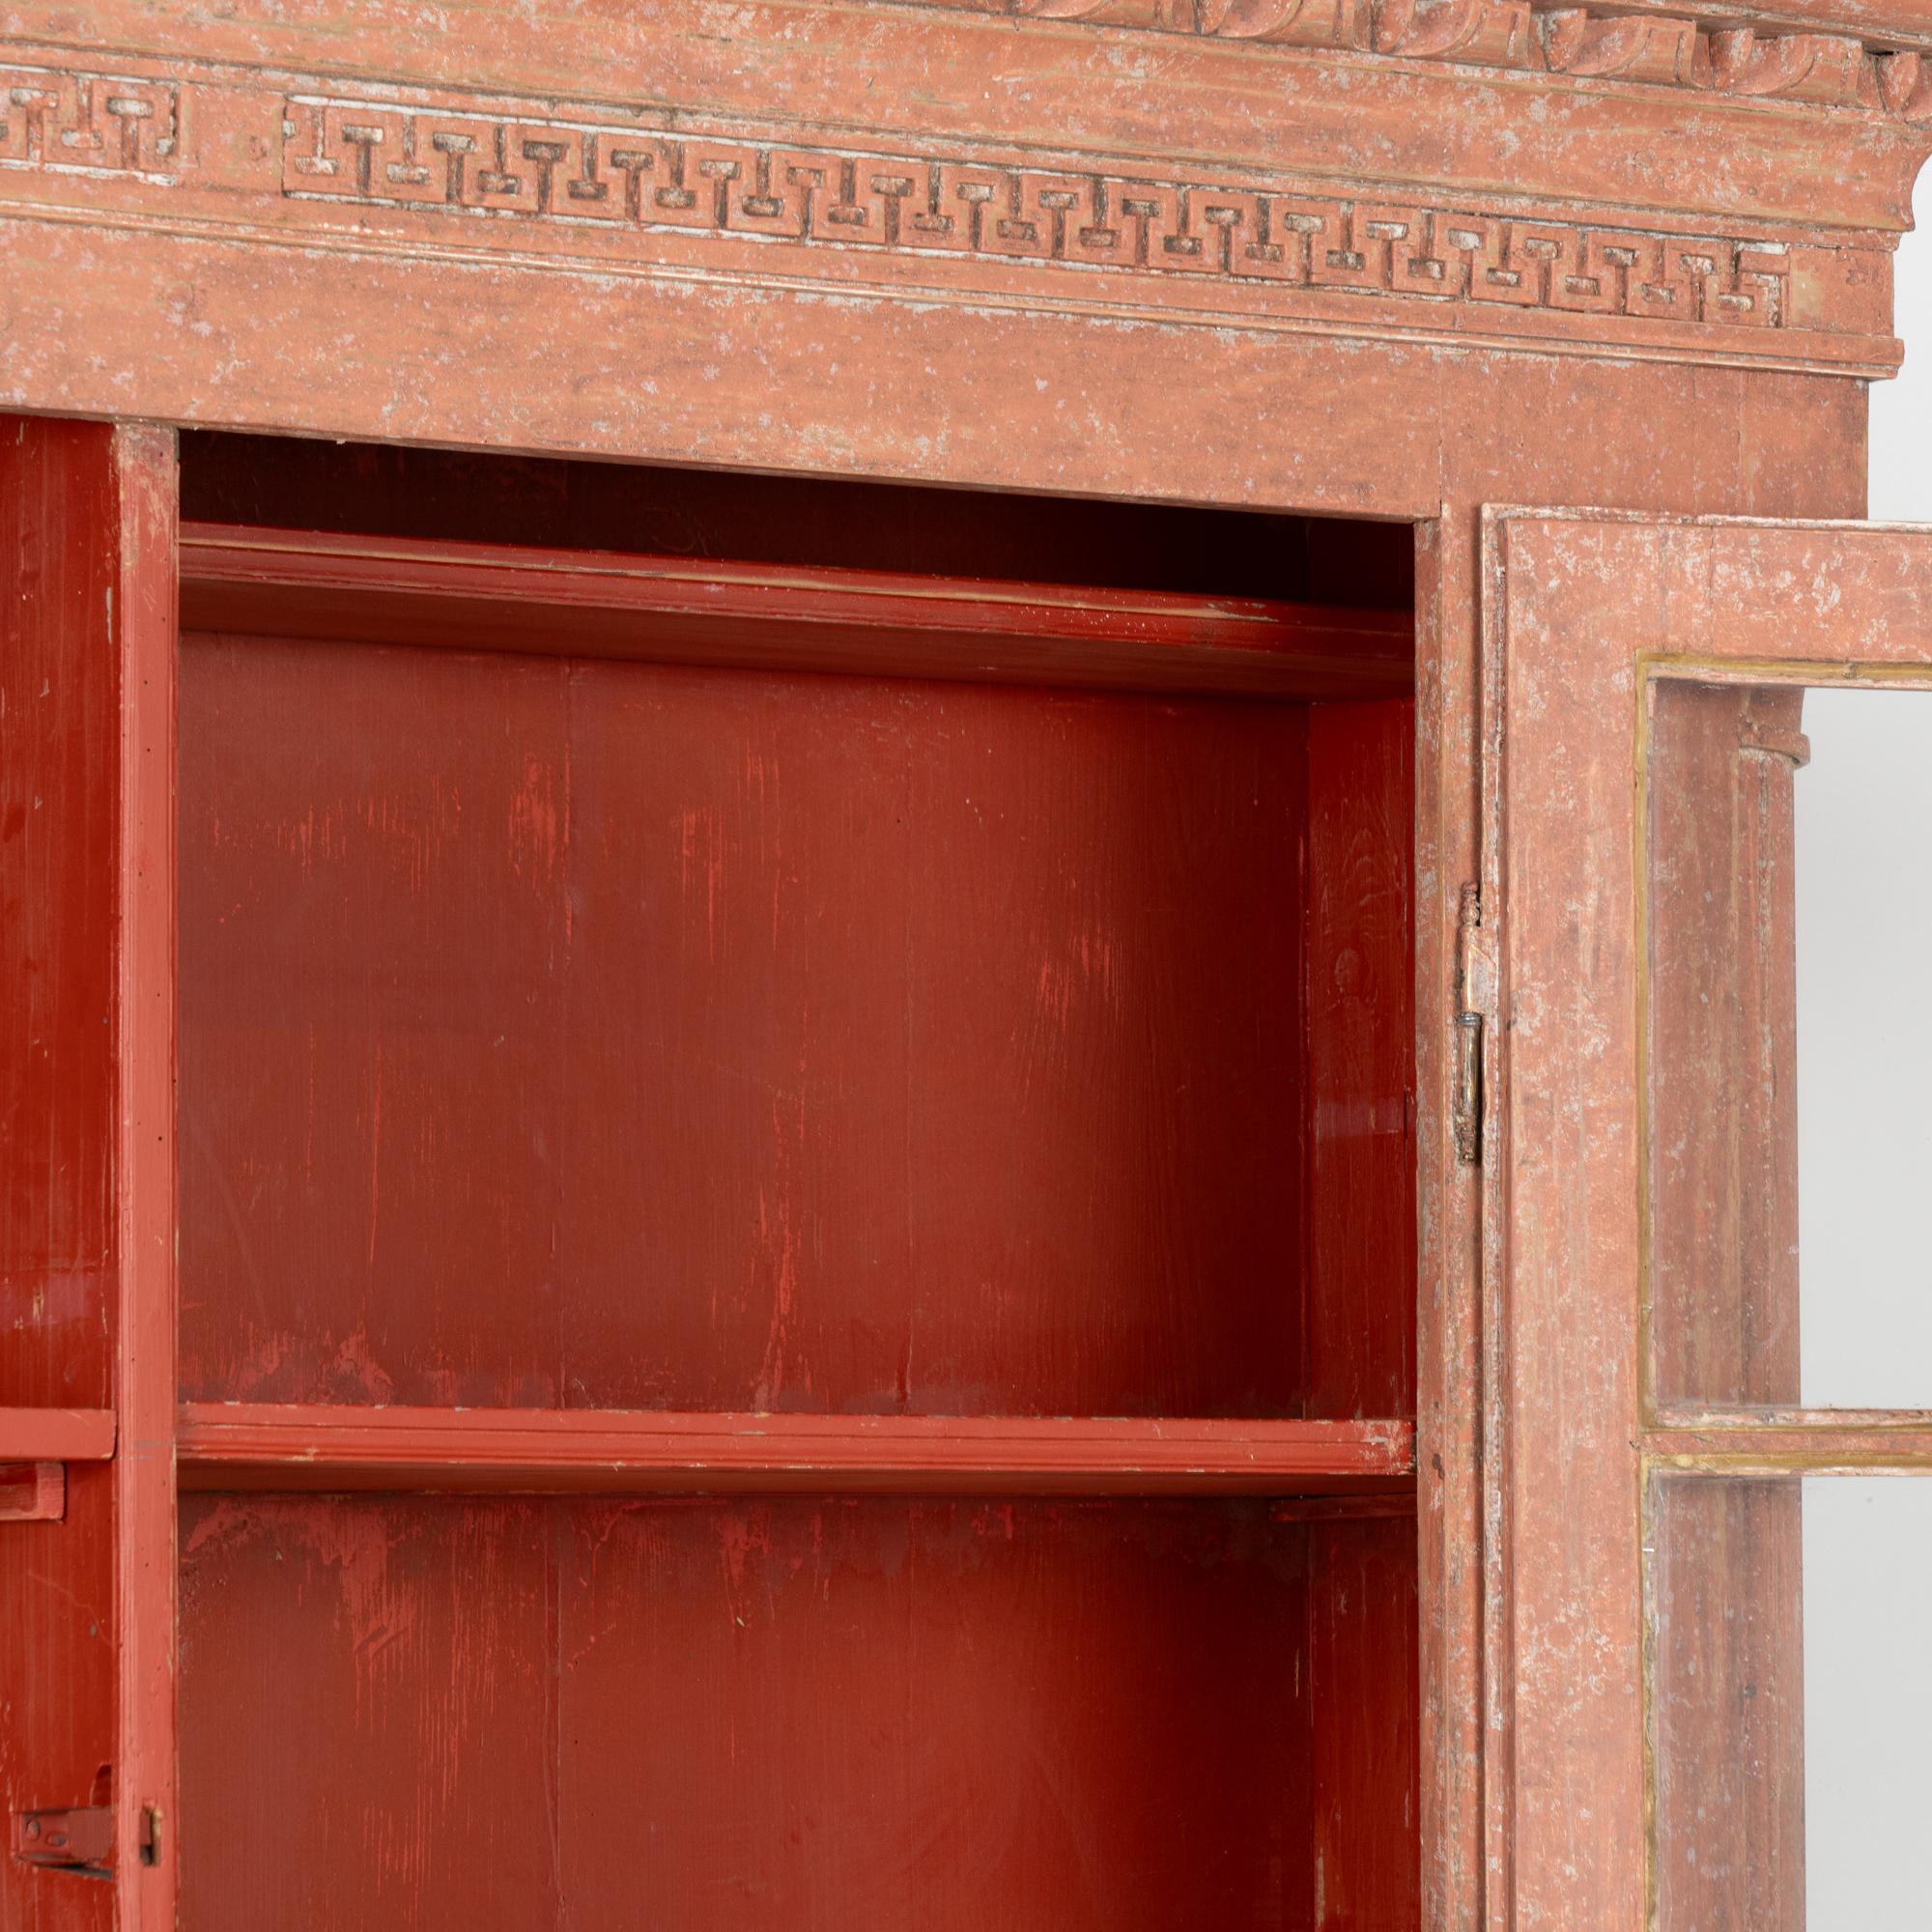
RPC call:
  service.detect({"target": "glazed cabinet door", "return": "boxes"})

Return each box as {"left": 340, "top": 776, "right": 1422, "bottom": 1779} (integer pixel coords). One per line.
{"left": 1481, "top": 511, "right": 1932, "bottom": 1932}
{"left": 0, "top": 418, "right": 178, "bottom": 1928}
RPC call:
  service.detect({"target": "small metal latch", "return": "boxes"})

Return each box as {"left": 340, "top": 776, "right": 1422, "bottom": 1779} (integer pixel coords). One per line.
{"left": 12, "top": 1805, "right": 115, "bottom": 1874}
{"left": 1454, "top": 883, "right": 1498, "bottom": 1166}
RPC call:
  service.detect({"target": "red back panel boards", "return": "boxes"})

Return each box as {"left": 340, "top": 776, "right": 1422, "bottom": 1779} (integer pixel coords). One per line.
{"left": 178, "top": 637, "right": 1311, "bottom": 1415}
{"left": 178, "top": 1493, "right": 1416, "bottom": 1932}
{"left": 12, "top": 470, "right": 1417, "bottom": 1925}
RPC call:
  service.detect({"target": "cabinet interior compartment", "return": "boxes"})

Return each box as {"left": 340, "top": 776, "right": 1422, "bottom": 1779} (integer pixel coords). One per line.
{"left": 172, "top": 435, "right": 1422, "bottom": 1928}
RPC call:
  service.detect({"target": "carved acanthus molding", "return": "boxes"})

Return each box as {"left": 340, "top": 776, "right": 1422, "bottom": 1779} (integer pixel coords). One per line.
{"left": 917, "top": 0, "right": 1932, "bottom": 114}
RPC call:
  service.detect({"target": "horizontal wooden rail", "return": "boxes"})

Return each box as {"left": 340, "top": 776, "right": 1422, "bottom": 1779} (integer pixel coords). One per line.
{"left": 0, "top": 1407, "right": 117, "bottom": 1463}
{"left": 1644, "top": 1422, "right": 1932, "bottom": 1469}
{"left": 178, "top": 524, "right": 1412, "bottom": 699}
{"left": 178, "top": 1405, "right": 1415, "bottom": 1498}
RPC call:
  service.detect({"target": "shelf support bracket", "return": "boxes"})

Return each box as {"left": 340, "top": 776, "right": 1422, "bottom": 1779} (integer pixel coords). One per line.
{"left": 0, "top": 1463, "right": 67, "bottom": 1523}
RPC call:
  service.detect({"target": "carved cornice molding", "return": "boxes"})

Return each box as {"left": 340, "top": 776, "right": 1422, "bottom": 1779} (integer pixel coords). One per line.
{"left": 0, "top": 44, "right": 1895, "bottom": 377}
{"left": 893, "top": 0, "right": 1932, "bottom": 116}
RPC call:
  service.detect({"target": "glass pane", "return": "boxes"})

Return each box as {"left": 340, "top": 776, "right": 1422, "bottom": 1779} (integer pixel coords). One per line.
{"left": 1647, "top": 679, "right": 1932, "bottom": 1409}
{"left": 1651, "top": 1472, "right": 1932, "bottom": 1932}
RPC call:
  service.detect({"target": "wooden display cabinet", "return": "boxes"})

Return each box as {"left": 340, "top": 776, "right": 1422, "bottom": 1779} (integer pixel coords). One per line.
{"left": 200, "top": 443, "right": 1429, "bottom": 1929}
{"left": 5, "top": 1, "right": 1932, "bottom": 1926}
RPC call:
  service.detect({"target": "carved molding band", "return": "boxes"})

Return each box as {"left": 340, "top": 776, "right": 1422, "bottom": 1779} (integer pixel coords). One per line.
{"left": 282, "top": 97, "right": 1790, "bottom": 329}
{"left": 1, "top": 63, "right": 182, "bottom": 176}
{"left": 918, "top": 0, "right": 1932, "bottom": 116}
{"left": 0, "top": 43, "right": 1894, "bottom": 374}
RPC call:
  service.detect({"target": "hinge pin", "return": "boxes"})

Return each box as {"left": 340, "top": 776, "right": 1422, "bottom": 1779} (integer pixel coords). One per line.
{"left": 1454, "top": 883, "right": 1497, "bottom": 1166}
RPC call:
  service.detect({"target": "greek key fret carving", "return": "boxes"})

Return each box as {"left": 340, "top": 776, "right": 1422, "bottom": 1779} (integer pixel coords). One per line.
{"left": 280, "top": 98, "right": 1791, "bottom": 330}
{"left": 0, "top": 66, "right": 182, "bottom": 176}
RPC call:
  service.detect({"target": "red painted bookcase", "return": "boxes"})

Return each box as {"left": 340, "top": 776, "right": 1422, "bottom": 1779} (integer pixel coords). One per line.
{"left": 6, "top": 425, "right": 1422, "bottom": 1928}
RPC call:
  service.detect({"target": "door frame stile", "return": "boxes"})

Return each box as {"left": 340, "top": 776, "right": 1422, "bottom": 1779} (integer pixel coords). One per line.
{"left": 114, "top": 423, "right": 180, "bottom": 1925}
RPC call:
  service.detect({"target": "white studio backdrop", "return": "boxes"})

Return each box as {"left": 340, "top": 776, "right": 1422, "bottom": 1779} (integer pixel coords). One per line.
{"left": 1790, "top": 167, "right": 1932, "bottom": 1932}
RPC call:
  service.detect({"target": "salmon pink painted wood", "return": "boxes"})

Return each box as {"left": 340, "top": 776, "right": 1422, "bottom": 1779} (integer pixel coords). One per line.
{"left": 1481, "top": 512, "right": 1932, "bottom": 1932}
{"left": 0, "top": 1412, "right": 118, "bottom": 1464}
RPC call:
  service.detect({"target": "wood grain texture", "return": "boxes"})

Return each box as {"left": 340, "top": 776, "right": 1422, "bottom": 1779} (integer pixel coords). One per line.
{"left": 1649, "top": 1474, "right": 1805, "bottom": 1931}
{"left": 1482, "top": 511, "right": 1932, "bottom": 1932}
{"left": 0, "top": 418, "right": 119, "bottom": 1413}
{"left": 1647, "top": 678, "right": 1806, "bottom": 1408}
{"left": 0, "top": 418, "right": 119, "bottom": 1932}
{"left": 177, "top": 629, "right": 1325, "bottom": 1417}
{"left": 154, "top": 367, "right": 1870, "bottom": 1932}
{"left": 174, "top": 1403, "right": 1416, "bottom": 1495}
{"left": 178, "top": 525, "right": 1413, "bottom": 699}
{"left": 0, "top": 1408, "right": 116, "bottom": 1463}
{"left": 1304, "top": 700, "right": 1416, "bottom": 1420}
{"left": 0, "top": 415, "right": 178, "bottom": 1931}
{"left": 176, "top": 434, "right": 1416, "bottom": 612}
{"left": 111, "top": 421, "right": 180, "bottom": 1927}
{"left": 178, "top": 1492, "right": 1418, "bottom": 1930}
{"left": 1310, "top": 1513, "right": 1424, "bottom": 1931}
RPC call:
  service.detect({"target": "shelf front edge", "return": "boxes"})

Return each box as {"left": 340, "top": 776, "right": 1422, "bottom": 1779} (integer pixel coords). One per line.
{"left": 176, "top": 1405, "right": 1417, "bottom": 1498}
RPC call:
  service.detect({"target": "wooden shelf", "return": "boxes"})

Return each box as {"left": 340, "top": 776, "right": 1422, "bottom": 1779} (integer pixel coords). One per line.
{"left": 176, "top": 1405, "right": 1415, "bottom": 1498}
{"left": 178, "top": 524, "right": 1413, "bottom": 699}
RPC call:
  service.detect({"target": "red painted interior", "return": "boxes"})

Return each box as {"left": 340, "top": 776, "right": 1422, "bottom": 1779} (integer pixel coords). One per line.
{"left": 156, "top": 439, "right": 1421, "bottom": 1925}
{"left": 178, "top": 1493, "right": 1417, "bottom": 1932}
{"left": 0, "top": 424, "right": 119, "bottom": 1416}
{"left": 0, "top": 419, "right": 125, "bottom": 1932}
{"left": 179, "top": 627, "right": 1414, "bottom": 1417}
{"left": 175, "top": 433, "right": 1417, "bottom": 611}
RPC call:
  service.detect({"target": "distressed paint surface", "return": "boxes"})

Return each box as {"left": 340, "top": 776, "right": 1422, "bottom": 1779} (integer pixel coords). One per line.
{"left": 0, "top": 416, "right": 178, "bottom": 1929}
{"left": 0, "top": 0, "right": 1921, "bottom": 399}
{"left": 0, "top": 421, "right": 119, "bottom": 1415}
{"left": 172, "top": 1404, "right": 1418, "bottom": 1495}
{"left": 0, "top": 0, "right": 1916, "bottom": 1916}
{"left": 178, "top": 630, "right": 1328, "bottom": 1416}
{"left": 177, "top": 1492, "right": 1417, "bottom": 1930}
{"left": 153, "top": 372, "right": 1867, "bottom": 1932}
{"left": 1305, "top": 699, "right": 1416, "bottom": 1421}
{"left": 1483, "top": 512, "right": 1932, "bottom": 1931}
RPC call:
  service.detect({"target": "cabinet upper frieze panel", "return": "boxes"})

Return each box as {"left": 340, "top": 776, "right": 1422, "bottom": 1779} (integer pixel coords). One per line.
{"left": 0, "top": 13, "right": 1914, "bottom": 376}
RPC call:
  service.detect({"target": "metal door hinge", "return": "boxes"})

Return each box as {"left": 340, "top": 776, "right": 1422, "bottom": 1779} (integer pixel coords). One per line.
{"left": 11, "top": 1792, "right": 155, "bottom": 1877}
{"left": 1454, "top": 883, "right": 1498, "bottom": 1166}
